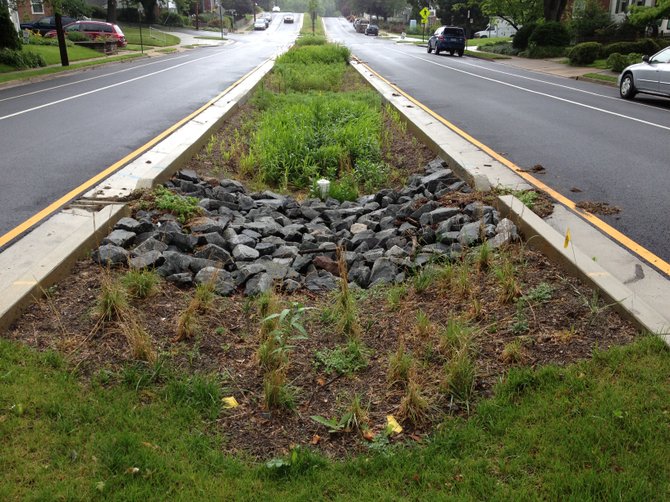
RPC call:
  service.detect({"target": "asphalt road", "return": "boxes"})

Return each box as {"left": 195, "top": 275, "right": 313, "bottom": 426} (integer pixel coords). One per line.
{"left": 325, "top": 17, "right": 670, "bottom": 266}
{"left": 0, "top": 13, "right": 301, "bottom": 247}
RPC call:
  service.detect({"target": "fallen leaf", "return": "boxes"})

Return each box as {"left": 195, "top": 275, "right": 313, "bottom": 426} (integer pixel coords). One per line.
{"left": 410, "top": 434, "right": 423, "bottom": 442}
{"left": 386, "top": 415, "right": 403, "bottom": 435}
{"left": 125, "top": 467, "right": 140, "bottom": 475}
{"left": 316, "top": 377, "right": 326, "bottom": 386}
{"left": 362, "top": 430, "right": 375, "bottom": 442}
{"left": 310, "top": 434, "right": 321, "bottom": 445}
{"left": 222, "top": 396, "right": 239, "bottom": 409}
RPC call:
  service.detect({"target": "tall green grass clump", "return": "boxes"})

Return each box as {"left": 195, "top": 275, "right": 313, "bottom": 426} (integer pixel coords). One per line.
{"left": 245, "top": 91, "right": 384, "bottom": 189}
{"left": 272, "top": 44, "right": 350, "bottom": 92}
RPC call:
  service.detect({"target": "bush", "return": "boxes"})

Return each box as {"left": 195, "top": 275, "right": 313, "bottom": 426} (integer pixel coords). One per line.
{"left": 529, "top": 21, "right": 571, "bottom": 47}
{"left": 513, "top": 23, "right": 537, "bottom": 50}
{"left": 277, "top": 44, "right": 350, "bottom": 65}
{"left": 570, "top": 0, "right": 612, "bottom": 41}
{"left": 523, "top": 44, "right": 566, "bottom": 58}
{"left": 607, "top": 52, "right": 643, "bottom": 72}
{"left": 602, "top": 39, "right": 659, "bottom": 58}
{"left": 567, "top": 41, "right": 602, "bottom": 65}
{"left": 480, "top": 42, "right": 520, "bottom": 56}
{"left": 159, "top": 11, "right": 188, "bottom": 27}
{"left": 89, "top": 5, "right": 107, "bottom": 19}
{"left": 295, "top": 35, "right": 327, "bottom": 46}
{"left": 67, "top": 31, "right": 90, "bottom": 42}
{"left": 0, "top": 48, "right": 46, "bottom": 69}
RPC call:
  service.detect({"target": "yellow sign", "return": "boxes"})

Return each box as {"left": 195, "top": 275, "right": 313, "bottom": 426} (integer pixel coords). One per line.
{"left": 419, "top": 7, "right": 430, "bottom": 20}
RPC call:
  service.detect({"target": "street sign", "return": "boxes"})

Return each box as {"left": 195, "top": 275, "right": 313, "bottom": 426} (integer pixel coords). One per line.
{"left": 419, "top": 7, "right": 430, "bottom": 20}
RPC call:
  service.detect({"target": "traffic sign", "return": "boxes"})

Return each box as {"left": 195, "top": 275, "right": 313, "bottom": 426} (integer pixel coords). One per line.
{"left": 419, "top": 7, "right": 430, "bottom": 20}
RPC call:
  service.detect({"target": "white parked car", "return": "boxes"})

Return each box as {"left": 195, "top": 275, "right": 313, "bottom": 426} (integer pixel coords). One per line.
{"left": 254, "top": 18, "right": 267, "bottom": 30}
{"left": 618, "top": 46, "right": 670, "bottom": 100}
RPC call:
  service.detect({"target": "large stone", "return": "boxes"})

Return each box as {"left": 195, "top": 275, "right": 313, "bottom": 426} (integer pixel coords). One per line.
{"left": 233, "top": 244, "right": 260, "bottom": 261}
{"left": 102, "top": 229, "right": 135, "bottom": 247}
{"left": 305, "top": 271, "right": 338, "bottom": 291}
{"left": 195, "top": 266, "right": 236, "bottom": 296}
{"left": 157, "top": 251, "right": 192, "bottom": 276}
{"left": 115, "top": 217, "right": 153, "bottom": 234}
{"left": 165, "top": 272, "right": 193, "bottom": 287}
{"left": 348, "top": 264, "right": 370, "bottom": 288}
{"left": 368, "top": 257, "right": 398, "bottom": 287}
{"left": 129, "top": 250, "right": 164, "bottom": 270}
{"left": 245, "top": 272, "right": 274, "bottom": 296}
{"left": 194, "top": 244, "right": 232, "bottom": 264}
{"left": 420, "top": 168, "right": 455, "bottom": 192}
{"left": 422, "top": 206, "right": 460, "bottom": 226}
{"left": 132, "top": 237, "right": 168, "bottom": 256}
{"left": 490, "top": 218, "right": 518, "bottom": 248}
{"left": 458, "top": 222, "right": 482, "bottom": 247}
{"left": 273, "top": 245, "right": 299, "bottom": 259}
{"left": 197, "top": 232, "right": 228, "bottom": 249}
{"left": 92, "top": 244, "right": 129, "bottom": 266}
{"left": 189, "top": 217, "right": 227, "bottom": 234}
{"left": 313, "top": 255, "right": 339, "bottom": 275}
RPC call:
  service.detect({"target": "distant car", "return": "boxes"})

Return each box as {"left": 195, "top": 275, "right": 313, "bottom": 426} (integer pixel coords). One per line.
{"left": 427, "top": 26, "right": 466, "bottom": 57}
{"left": 254, "top": 18, "right": 267, "bottom": 30}
{"left": 353, "top": 18, "right": 369, "bottom": 33}
{"left": 45, "top": 21, "right": 127, "bottom": 47}
{"left": 264, "top": 13, "right": 272, "bottom": 22}
{"left": 619, "top": 46, "right": 670, "bottom": 100}
{"left": 20, "top": 16, "right": 76, "bottom": 36}
{"left": 283, "top": 14, "right": 294, "bottom": 23}
{"left": 272, "top": 5, "right": 280, "bottom": 12}
{"left": 365, "top": 24, "right": 379, "bottom": 36}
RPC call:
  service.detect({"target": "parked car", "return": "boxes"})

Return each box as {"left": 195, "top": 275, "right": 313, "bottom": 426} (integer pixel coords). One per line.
{"left": 254, "top": 18, "right": 267, "bottom": 30}
{"left": 619, "top": 46, "right": 670, "bottom": 100}
{"left": 365, "top": 24, "right": 379, "bottom": 36}
{"left": 427, "top": 26, "right": 466, "bottom": 57}
{"left": 353, "top": 18, "right": 369, "bottom": 33}
{"left": 20, "top": 16, "right": 76, "bottom": 36}
{"left": 283, "top": 14, "right": 294, "bottom": 23}
{"left": 45, "top": 21, "right": 127, "bottom": 47}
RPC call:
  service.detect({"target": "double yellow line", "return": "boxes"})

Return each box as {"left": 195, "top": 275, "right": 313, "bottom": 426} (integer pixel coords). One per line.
{"left": 0, "top": 67, "right": 257, "bottom": 250}
{"left": 359, "top": 60, "right": 670, "bottom": 277}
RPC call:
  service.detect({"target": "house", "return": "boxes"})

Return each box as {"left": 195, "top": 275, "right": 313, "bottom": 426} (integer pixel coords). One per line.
{"left": 14, "top": 0, "right": 54, "bottom": 25}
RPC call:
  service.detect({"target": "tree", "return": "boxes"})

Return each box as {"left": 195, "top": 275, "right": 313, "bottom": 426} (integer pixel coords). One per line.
{"left": 0, "top": 1, "right": 21, "bottom": 50}
{"left": 542, "top": 0, "right": 568, "bottom": 22}
{"left": 479, "top": 0, "right": 542, "bottom": 28}
{"left": 629, "top": 0, "right": 670, "bottom": 36}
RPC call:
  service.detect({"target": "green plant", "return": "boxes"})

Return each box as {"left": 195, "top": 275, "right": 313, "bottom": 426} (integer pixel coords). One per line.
{"left": 443, "top": 348, "right": 477, "bottom": 410}
{"left": 257, "top": 304, "right": 310, "bottom": 372}
{"left": 602, "top": 39, "right": 659, "bottom": 58}
{"left": 95, "top": 276, "right": 128, "bottom": 321}
{"left": 176, "top": 305, "right": 200, "bottom": 341}
{"left": 263, "top": 369, "right": 295, "bottom": 409}
{"left": 386, "top": 283, "right": 408, "bottom": 310}
{"left": 567, "top": 42, "right": 602, "bottom": 65}
{"left": 439, "top": 318, "right": 474, "bottom": 357}
{"left": 153, "top": 186, "right": 201, "bottom": 223}
{"left": 570, "top": 0, "right": 612, "bottom": 40}
{"left": 476, "top": 242, "right": 491, "bottom": 272}
{"left": 166, "top": 373, "right": 222, "bottom": 419}
{"left": 513, "top": 23, "right": 537, "bottom": 50}
{"left": 528, "top": 22, "right": 570, "bottom": 47}
{"left": 523, "top": 44, "right": 567, "bottom": 59}
{"left": 0, "top": 48, "right": 46, "bottom": 69}
{"left": 494, "top": 258, "right": 519, "bottom": 303}
{"left": 315, "top": 339, "right": 370, "bottom": 375}
{"left": 501, "top": 339, "right": 527, "bottom": 364}
{"left": 331, "top": 249, "right": 362, "bottom": 340}
{"left": 387, "top": 340, "right": 413, "bottom": 385}
{"left": 607, "top": 52, "right": 643, "bottom": 72}
{"left": 0, "top": 6, "right": 21, "bottom": 50}
{"left": 122, "top": 269, "right": 159, "bottom": 299}
{"left": 119, "top": 312, "right": 156, "bottom": 364}
{"left": 523, "top": 282, "right": 553, "bottom": 304}
{"left": 194, "top": 281, "right": 216, "bottom": 311}
{"left": 415, "top": 310, "right": 433, "bottom": 338}
{"left": 265, "top": 445, "right": 325, "bottom": 477}
{"left": 512, "top": 303, "right": 529, "bottom": 335}
{"left": 413, "top": 266, "right": 437, "bottom": 293}
{"left": 399, "top": 379, "right": 430, "bottom": 425}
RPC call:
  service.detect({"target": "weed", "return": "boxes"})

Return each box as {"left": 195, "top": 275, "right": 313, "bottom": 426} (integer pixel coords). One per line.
{"left": 265, "top": 446, "right": 325, "bottom": 478}
{"left": 413, "top": 266, "right": 437, "bottom": 293}
{"left": 387, "top": 340, "right": 414, "bottom": 386}
{"left": 95, "top": 276, "right": 128, "bottom": 321}
{"left": 476, "top": 242, "right": 491, "bottom": 272}
{"left": 263, "top": 369, "right": 295, "bottom": 410}
{"left": 523, "top": 282, "right": 553, "bottom": 304}
{"left": 501, "top": 339, "right": 527, "bottom": 364}
{"left": 332, "top": 248, "right": 362, "bottom": 340}
{"left": 443, "top": 348, "right": 477, "bottom": 409}
{"left": 257, "top": 303, "right": 310, "bottom": 371}
{"left": 497, "top": 188, "right": 539, "bottom": 209}
{"left": 415, "top": 310, "right": 433, "bottom": 338}
{"left": 194, "top": 281, "right": 216, "bottom": 312}
{"left": 166, "top": 373, "right": 222, "bottom": 419}
{"left": 205, "top": 134, "right": 216, "bottom": 156}
{"left": 439, "top": 318, "right": 474, "bottom": 357}
{"left": 176, "top": 305, "right": 200, "bottom": 341}
{"left": 399, "top": 379, "right": 430, "bottom": 425}
{"left": 122, "top": 269, "right": 159, "bottom": 299}
{"left": 454, "top": 261, "right": 472, "bottom": 297}
{"left": 315, "top": 339, "right": 370, "bottom": 375}
{"left": 512, "top": 303, "right": 529, "bottom": 335}
{"left": 119, "top": 311, "right": 156, "bottom": 364}
{"left": 386, "top": 283, "right": 408, "bottom": 310}
{"left": 153, "top": 186, "right": 201, "bottom": 223}
{"left": 494, "top": 257, "right": 519, "bottom": 303}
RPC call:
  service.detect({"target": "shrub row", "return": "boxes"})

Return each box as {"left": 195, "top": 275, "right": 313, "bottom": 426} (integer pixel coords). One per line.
{"left": 0, "top": 48, "right": 46, "bottom": 69}
{"left": 607, "top": 52, "right": 643, "bottom": 72}
{"left": 567, "top": 38, "right": 660, "bottom": 65}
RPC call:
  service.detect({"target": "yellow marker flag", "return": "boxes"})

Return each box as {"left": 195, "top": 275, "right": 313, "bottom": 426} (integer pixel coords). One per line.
{"left": 563, "top": 228, "right": 571, "bottom": 249}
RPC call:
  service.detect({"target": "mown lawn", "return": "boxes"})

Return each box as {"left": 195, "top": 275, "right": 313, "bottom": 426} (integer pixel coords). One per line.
{"left": 1, "top": 336, "right": 668, "bottom": 500}
{"left": 121, "top": 26, "right": 181, "bottom": 47}
{"left": 24, "top": 44, "right": 105, "bottom": 65}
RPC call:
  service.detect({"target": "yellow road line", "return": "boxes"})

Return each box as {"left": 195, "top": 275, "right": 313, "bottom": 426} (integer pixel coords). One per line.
{"left": 356, "top": 59, "right": 670, "bottom": 276}
{"left": 0, "top": 64, "right": 261, "bottom": 250}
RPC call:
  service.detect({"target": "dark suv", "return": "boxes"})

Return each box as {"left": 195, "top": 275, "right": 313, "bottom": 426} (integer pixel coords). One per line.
{"left": 427, "top": 26, "right": 465, "bottom": 57}
{"left": 20, "top": 16, "right": 77, "bottom": 36}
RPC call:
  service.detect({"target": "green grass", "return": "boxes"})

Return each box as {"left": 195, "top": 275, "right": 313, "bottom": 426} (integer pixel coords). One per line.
{"left": 23, "top": 44, "right": 105, "bottom": 65}
{"left": 121, "top": 27, "right": 180, "bottom": 47}
{"left": 465, "top": 49, "right": 511, "bottom": 60}
{"left": 300, "top": 12, "right": 325, "bottom": 37}
{"left": 587, "top": 58, "right": 610, "bottom": 69}
{"left": 472, "top": 36, "right": 513, "bottom": 47}
{"left": 582, "top": 72, "right": 618, "bottom": 83}
{"left": 0, "top": 53, "right": 144, "bottom": 83}
{"left": 1, "top": 336, "right": 669, "bottom": 499}
{"left": 194, "top": 35, "right": 227, "bottom": 41}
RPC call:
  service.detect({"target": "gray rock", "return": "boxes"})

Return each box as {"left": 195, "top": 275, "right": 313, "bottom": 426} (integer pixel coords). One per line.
{"left": 292, "top": 254, "right": 312, "bottom": 273}
{"left": 189, "top": 257, "right": 222, "bottom": 274}
{"left": 280, "top": 223, "right": 305, "bottom": 242}
{"left": 420, "top": 168, "right": 455, "bottom": 192}
{"left": 115, "top": 217, "right": 153, "bottom": 234}
{"left": 245, "top": 272, "right": 274, "bottom": 296}
{"left": 490, "top": 218, "right": 518, "bottom": 248}
{"left": 195, "top": 266, "right": 235, "bottom": 296}
{"left": 426, "top": 207, "right": 460, "bottom": 226}
{"left": 368, "top": 258, "right": 398, "bottom": 287}
{"left": 421, "top": 243, "right": 451, "bottom": 255}
{"left": 164, "top": 231, "right": 197, "bottom": 253}
{"left": 305, "top": 271, "right": 338, "bottom": 291}
{"left": 273, "top": 245, "right": 299, "bottom": 259}
{"left": 178, "top": 169, "right": 200, "bottom": 182}
{"left": 229, "top": 234, "right": 257, "bottom": 248}
{"left": 458, "top": 222, "right": 483, "bottom": 247}
{"left": 301, "top": 206, "right": 320, "bottom": 220}
{"left": 102, "top": 229, "right": 136, "bottom": 247}
{"left": 197, "top": 232, "right": 228, "bottom": 249}
{"left": 157, "top": 251, "right": 192, "bottom": 276}
{"left": 282, "top": 279, "right": 302, "bottom": 293}
{"left": 410, "top": 201, "right": 439, "bottom": 221}
{"left": 165, "top": 272, "right": 193, "bottom": 287}
{"left": 194, "top": 244, "right": 232, "bottom": 264}
{"left": 256, "top": 242, "right": 278, "bottom": 256}
{"left": 129, "top": 250, "right": 164, "bottom": 270}
{"left": 133, "top": 237, "right": 168, "bottom": 256}
{"left": 348, "top": 265, "right": 370, "bottom": 287}
{"left": 386, "top": 245, "right": 408, "bottom": 258}
{"left": 92, "top": 244, "right": 129, "bottom": 266}
{"left": 189, "top": 217, "right": 227, "bottom": 234}
{"left": 233, "top": 244, "right": 260, "bottom": 261}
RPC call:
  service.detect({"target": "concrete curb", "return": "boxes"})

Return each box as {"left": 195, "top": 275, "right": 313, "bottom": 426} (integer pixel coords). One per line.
{"left": 349, "top": 58, "right": 670, "bottom": 338}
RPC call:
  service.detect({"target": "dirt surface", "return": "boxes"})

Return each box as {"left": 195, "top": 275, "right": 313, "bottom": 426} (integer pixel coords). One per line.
{"left": 576, "top": 200, "right": 621, "bottom": 216}
{"left": 7, "top": 244, "right": 638, "bottom": 460}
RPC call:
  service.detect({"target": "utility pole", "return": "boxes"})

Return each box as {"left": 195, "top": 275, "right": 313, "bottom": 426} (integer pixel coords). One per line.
{"left": 55, "top": 12, "right": 69, "bottom": 66}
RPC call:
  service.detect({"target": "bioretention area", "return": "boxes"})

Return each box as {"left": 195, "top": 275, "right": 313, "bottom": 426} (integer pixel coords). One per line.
{"left": 2, "top": 27, "right": 670, "bottom": 501}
